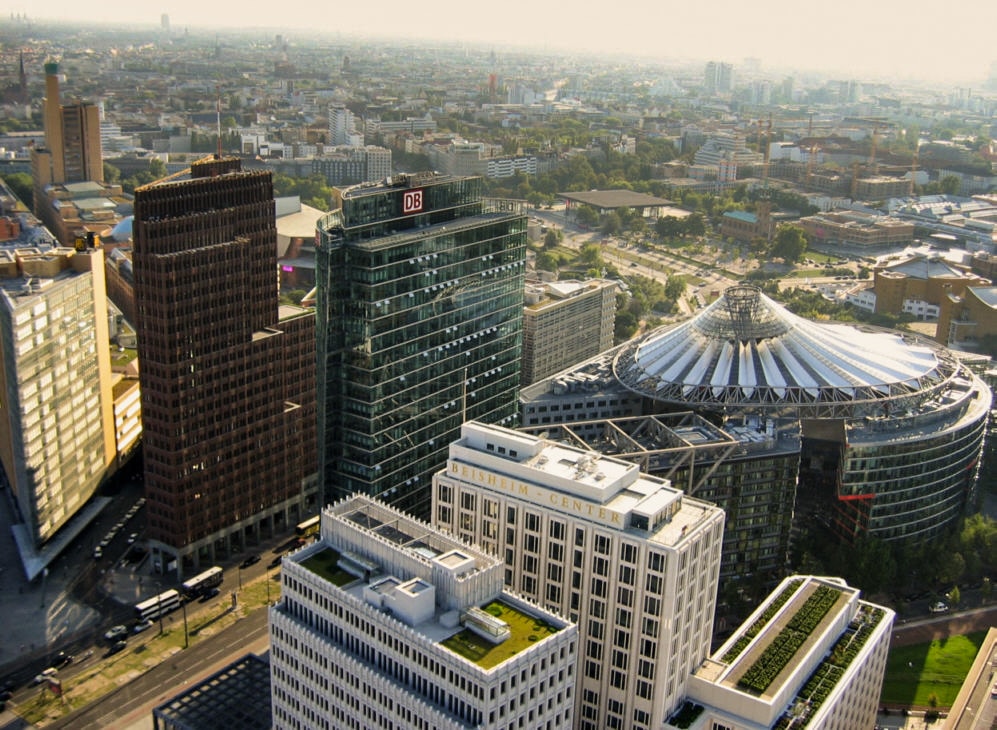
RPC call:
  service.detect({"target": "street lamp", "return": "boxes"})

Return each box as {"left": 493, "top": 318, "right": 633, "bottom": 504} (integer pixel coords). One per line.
{"left": 182, "top": 599, "right": 188, "bottom": 649}
{"left": 238, "top": 565, "right": 242, "bottom": 590}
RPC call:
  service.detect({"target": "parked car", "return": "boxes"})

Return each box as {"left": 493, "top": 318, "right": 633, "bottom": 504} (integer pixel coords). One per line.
{"left": 53, "top": 651, "right": 72, "bottom": 668}
{"left": 133, "top": 619, "right": 153, "bottom": 634}
{"left": 929, "top": 601, "right": 949, "bottom": 614}
{"left": 240, "top": 554, "right": 261, "bottom": 569}
{"left": 268, "top": 555, "right": 283, "bottom": 569}
{"left": 126, "top": 532, "right": 139, "bottom": 545}
{"left": 92, "top": 546, "right": 102, "bottom": 559}
{"left": 106, "top": 640, "right": 127, "bottom": 656}
{"left": 104, "top": 625, "right": 128, "bottom": 642}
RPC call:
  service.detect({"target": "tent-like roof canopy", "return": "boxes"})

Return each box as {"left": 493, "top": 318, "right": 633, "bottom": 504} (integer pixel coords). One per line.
{"left": 613, "top": 286, "right": 963, "bottom": 416}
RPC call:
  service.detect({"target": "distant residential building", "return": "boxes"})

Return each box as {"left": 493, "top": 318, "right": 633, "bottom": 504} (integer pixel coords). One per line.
{"left": 310, "top": 145, "right": 392, "bottom": 186}
{"left": 683, "top": 575, "right": 893, "bottom": 730}
{"left": 872, "top": 254, "right": 989, "bottom": 319}
{"left": 270, "top": 493, "right": 578, "bottom": 730}
{"left": 704, "top": 62, "right": 734, "bottom": 94}
{"left": 0, "top": 244, "right": 117, "bottom": 579}
{"left": 32, "top": 180, "right": 130, "bottom": 246}
{"left": 851, "top": 175, "right": 911, "bottom": 200}
{"left": 328, "top": 104, "right": 362, "bottom": 146}
{"left": 797, "top": 211, "right": 915, "bottom": 249}
{"left": 433, "top": 421, "right": 725, "bottom": 730}
{"left": 522, "top": 279, "right": 617, "bottom": 386}
{"left": 692, "top": 134, "right": 762, "bottom": 169}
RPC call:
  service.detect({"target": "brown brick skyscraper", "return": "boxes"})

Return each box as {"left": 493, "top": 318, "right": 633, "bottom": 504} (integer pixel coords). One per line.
{"left": 132, "top": 156, "right": 317, "bottom": 578}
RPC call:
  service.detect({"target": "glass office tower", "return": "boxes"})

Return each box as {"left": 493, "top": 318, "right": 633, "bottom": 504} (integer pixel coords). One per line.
{"left": 316, "top": 173, "right": 526, "bottom": 517}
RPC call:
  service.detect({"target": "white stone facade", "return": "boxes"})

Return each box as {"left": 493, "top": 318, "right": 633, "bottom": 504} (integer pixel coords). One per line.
{"left": 432, "top": 422, "right": 725, "bottom": 730}
{"left": 270, "top": 495, "right": 578, "bottom": 730}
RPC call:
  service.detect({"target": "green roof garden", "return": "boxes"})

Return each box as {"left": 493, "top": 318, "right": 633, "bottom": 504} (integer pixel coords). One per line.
{"left": 440, "top": 600, "right": 560, "bottom": 670}
{"left": 299, "top": 547, "right": 357, "bottom": 587}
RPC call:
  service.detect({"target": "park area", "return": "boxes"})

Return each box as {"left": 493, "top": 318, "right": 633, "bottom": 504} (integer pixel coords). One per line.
{"left": 881, "top": 630, "right": 988, "bottom": 709}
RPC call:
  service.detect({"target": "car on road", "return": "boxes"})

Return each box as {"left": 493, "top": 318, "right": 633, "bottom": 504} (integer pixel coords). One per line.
{"left": 268, "top": 555, "right": 283, "bottom": 569}
{"left": 92, "top": 546, "right": 102, "bottom": 559}
{"left": 200, "top": 587, "right": 221, "bottom": 602}
{"left": 53, "top": 651, "right": 72, "bottom": 668}
{"left": 127, "top": 532, "right": 139, "bottom": 544}
{"left": 106, "top": 641, "right": 127, "bottom": 656}
{"left": 929, "top": 601, "right": 949, "bottom": 614}
{"left": 31, "top": 668, "right": 57, "bottom": 685}
{"left": 240, "top": 554, "right": 261, "bottom": 569}
{"left": 104, "top": 625, "right": 128, "bottom": 642}
{"left": 133, "top": 619, "right": 153, "bottom": 634}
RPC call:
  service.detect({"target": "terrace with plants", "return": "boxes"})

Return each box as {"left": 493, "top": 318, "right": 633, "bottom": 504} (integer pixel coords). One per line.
{"left": 727, "top": 582, "right": 846, "bottom": 697}
{"left": 772, "top": 605, "right": 887, "bottom": 728}
{"left": 439, "top": 600, "right": 561, "bottom": 670}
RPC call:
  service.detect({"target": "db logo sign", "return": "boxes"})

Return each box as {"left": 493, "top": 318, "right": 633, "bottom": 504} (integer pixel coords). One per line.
{"left": 403, "top": 190, "right": 423, "bottom": 214}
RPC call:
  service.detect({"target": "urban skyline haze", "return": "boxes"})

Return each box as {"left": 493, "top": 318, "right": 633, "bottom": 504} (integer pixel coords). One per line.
{"left": 9, "top": 0, "right": 997, "bottom": 87}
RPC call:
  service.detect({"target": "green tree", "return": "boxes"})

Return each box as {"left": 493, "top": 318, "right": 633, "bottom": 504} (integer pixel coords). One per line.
{"left": 948, "top": 585, "right": 961, "bottom": 607}
{"left": 770, "top": 224, "right": 808, "bottom": 263}
{"left": 939, "top": 175, "right": 961, "bottom": 195}
{"left": 575, "top": 205, "right": 599, "bottom": 229}
{"left": 664, "top": 275, "right": 687, "bottom": 302}
{"left": 543, "top": 229, "right": 562, "bottom": 249}
{"left": 149, "top": 158, "right": 167, "bottom": 180}
{"left": 577, "top": 243, "right": 603, "bottom": 267}
{"left": 601, "top": 211, "right": 622, "bottom": 236}
{"left": 935, "top": 550, "right": 966, "bottom": 586}
{"left": 655, "top": 216, "right": 684, "bottom": 239}
{"left": 614, "top": 310, "right": 639, "bottom": 341}
{"left": 683, "top": 213, "right": 706, "bottom": 238}
{"left": 1, "top": 172, "right": 33, "bottom": 206}
{"left": 535, "top": 251, "right": 559, "bottom": 272}
{"left": 102, "top": 162, "right": 121, "bottom": 185}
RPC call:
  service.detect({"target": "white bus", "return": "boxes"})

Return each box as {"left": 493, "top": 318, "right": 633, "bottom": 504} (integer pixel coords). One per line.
{"left": 180, "top": 566, "right": 224, "bottom": 599}
{"left": 295, "top": 515, "right": 320, "bottom": 538}
{"left": 134, "top": 589, "right": 182, "bottom": 622}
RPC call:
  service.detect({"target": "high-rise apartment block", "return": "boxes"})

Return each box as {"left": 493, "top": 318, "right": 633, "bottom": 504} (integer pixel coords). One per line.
{"left": 328, "top": 103, "right": 362, "bottom": 147}
{"left": 521, "top": 279, "right": 617, "bottom": 386}
{"left": 315, "top": 173, "right": 526, "bottom": 517}
{"left": 0, "top": 244, "right": 116, "bottom": 578}
{"left": 269, "top": 494, "right": 578, "bottom": 730}
{"left": 684, "top": 575, "right": 893, "bottom": 730}
{"left": 704, "top": 61, "right": 735, "bottom": 94}
{"left": 30, "top": 61, "right": 108, "bottom": 244}
{"left": 31, "top": 61, "right": 102, "bottom": 193}
{"left": 433, "top": 421, "right": 726, "bottom": 730}
{"left": 132, "top": 156, "right": 317, "bottom": 577}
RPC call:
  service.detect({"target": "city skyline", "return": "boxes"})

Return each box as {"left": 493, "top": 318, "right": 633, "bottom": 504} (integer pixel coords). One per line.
{"left": 8, "top": 0, "right": 997, "bottom": 87}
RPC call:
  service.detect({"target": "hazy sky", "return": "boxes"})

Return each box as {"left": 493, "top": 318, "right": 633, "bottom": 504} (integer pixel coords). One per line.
{"left": 13, "top": 0, "right": 997, "bottom": 86}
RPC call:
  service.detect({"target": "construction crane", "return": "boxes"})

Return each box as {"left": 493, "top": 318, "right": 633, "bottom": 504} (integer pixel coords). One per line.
{"left": 909, "top": 143, "right": 919, "bottom": 196}
{"left": 762, "top": 115, "right": 773, "bottom": 185}
{"left": 868, "top": 124, "right": 880, "bottom": 177}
